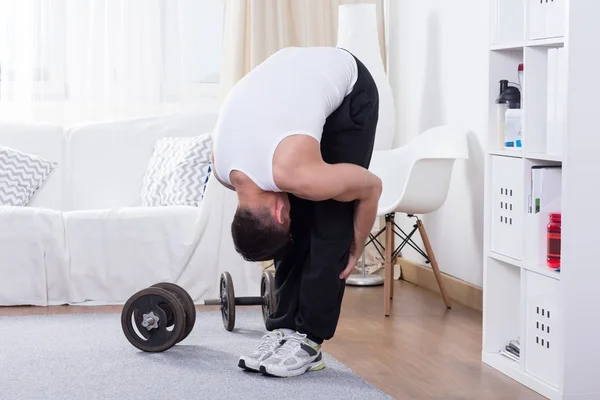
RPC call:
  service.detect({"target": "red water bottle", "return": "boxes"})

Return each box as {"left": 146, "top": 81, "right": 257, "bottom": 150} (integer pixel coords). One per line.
{"left": 547, "top": 213, "right": 561, "bottom": 269}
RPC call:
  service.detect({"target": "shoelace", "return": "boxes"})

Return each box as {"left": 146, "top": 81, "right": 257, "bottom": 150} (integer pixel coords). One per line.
{"left": 273, "top": 333, "right": 307, "bottom": 357}
{"left": 257, "top": 330, "right": 284, "bottom": 353}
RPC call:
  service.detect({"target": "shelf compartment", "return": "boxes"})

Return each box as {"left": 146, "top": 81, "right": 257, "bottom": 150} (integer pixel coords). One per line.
{"left": 488, "top": 49, "right": 524, "bottom": 153}
{"left": 482, "top": 257, "right": 522, "bottom": 360}
{"left": 522, "top": 159, "right": 562, "bottom": 275}
{"left": 522, "top": 46, "right": 566, "bottom": 156}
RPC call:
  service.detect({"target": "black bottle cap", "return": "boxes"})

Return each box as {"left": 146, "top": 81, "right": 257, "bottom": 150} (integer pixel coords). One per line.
{"left": 496, "top": 81, "right": 521, "bottom": 109}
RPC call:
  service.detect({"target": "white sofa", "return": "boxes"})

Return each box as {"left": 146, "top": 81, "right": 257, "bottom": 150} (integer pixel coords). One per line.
{"left": 0, "top": 112, "right": 261, "bottom": 306}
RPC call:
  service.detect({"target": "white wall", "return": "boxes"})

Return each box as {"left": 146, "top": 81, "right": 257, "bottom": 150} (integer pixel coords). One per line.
{"left": 387, "top": 0, "right": 489, "bottom": 286}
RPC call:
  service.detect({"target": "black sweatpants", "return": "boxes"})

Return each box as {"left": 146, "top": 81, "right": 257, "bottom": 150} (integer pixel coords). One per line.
{"left": 265, "top": 52, "right": 379, "bottom": 344}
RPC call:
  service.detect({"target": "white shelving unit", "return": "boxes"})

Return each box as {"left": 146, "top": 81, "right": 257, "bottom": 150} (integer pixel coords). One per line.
{"left": 483, "top": 1, "right": 600, "bottom": 399}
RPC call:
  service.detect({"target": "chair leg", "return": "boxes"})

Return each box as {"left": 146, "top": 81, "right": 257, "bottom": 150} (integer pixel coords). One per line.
{"left": 416, "top": 219, "right": 451, "bottom": 309}
{"left": 389, "top": 213, "right": 395, "bottom": 300}
{"left": 384, "top": 217, "right": 393, "bottom": 316}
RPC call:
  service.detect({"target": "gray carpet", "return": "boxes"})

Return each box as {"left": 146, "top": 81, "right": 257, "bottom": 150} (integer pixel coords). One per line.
{"left": 0, "top": 309, "right": 391, "bottom": 400}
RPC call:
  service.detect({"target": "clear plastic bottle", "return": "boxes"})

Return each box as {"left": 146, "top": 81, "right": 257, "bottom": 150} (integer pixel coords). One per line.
{"left": 497, "top": 102, "right": 508, "bottom": 147}
{"left": 504, "top": 108, "right": 522, "bottom": 149}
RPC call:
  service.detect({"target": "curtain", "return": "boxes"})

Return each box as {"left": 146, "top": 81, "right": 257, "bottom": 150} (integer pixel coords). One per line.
{"left": 219, "top": 0, "right": 386, "bottom": 98}
{"left": 0, "top": 0, "right": 224, "bottom": 124}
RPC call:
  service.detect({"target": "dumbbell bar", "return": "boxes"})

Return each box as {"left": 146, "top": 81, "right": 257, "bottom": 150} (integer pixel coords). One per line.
{"left": 204, "top": 296, "right": 264, "bottom": 306}
{"left": 204, "top": 271, "right": 276, "bottom": 332}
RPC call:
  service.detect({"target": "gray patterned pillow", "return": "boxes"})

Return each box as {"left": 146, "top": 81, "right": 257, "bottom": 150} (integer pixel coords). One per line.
{"left": 0, "top": 146, "right": 56, "bottom": 206}
{"left": 141, "top": 134, "right": 212, "bottom": 207}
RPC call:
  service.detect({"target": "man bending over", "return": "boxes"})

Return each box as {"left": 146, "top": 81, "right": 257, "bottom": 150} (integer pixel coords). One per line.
{"left": 211, "top": 46, "right": 381, "bottom": 378}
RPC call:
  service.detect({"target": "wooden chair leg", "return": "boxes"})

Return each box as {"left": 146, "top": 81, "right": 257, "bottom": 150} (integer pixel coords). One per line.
{"left": 384, "top": 218, "right": 393, "bottom": 316}
{"left": 416, "top": 219, "right": 452, "bottom": 309}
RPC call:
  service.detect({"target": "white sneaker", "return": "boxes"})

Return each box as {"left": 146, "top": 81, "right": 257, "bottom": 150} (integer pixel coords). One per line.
{"left": 238, "top": 329, "right": 290, "bottom": 372}
{"left": 259, "top": 332, "right": 325, "bottom": 377}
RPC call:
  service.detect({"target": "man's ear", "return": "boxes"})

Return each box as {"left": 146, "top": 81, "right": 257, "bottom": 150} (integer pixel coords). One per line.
{"left": 273, "top": 198, "right": 286, "bottom": 225}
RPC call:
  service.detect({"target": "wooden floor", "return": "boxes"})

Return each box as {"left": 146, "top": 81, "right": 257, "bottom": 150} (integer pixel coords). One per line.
{"left": 1, "top": 280, "right": 543, "bottom": 400}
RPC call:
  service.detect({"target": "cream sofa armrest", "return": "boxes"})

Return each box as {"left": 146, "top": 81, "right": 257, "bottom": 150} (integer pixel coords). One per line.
{"left": 0, "top": 207, "right": 65, "bottom": 305}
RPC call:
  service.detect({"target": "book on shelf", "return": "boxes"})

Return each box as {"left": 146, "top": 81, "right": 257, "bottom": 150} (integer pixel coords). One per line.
{"left": 500, "top": 349, "right": 519, "bottom": 362}
{"left": 500, "top": 338, "right": 520, "bottom": 362}
{"left": 528, "top": 166, "right": 562, "bottom": 214}
{"left": 547, "top": 48, "right": 567, "bottom": 157}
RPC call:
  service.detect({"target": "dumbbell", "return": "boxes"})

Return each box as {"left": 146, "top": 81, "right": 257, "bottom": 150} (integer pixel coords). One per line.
{"left": 120, "top": 282, "right": 197, "bottom": 353}
{"left": 204, "top": 270, "right": 277, "bottom": 332}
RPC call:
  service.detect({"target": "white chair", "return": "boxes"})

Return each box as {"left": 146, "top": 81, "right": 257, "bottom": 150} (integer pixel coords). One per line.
{"left": 346, "top": 125, "right": 469, "bottom": 316}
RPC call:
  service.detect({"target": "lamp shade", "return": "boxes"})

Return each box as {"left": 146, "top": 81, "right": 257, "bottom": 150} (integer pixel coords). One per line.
{"left": 336, "top": 3, "right": 396, "bottom": 151}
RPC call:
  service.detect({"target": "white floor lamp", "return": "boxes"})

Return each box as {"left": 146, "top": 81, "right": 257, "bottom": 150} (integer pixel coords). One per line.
{"left": 336, "top": 2, "right": 395, "bottom": 286}
{"left": 336, "top": 2, "right": 395, "bottom": 151}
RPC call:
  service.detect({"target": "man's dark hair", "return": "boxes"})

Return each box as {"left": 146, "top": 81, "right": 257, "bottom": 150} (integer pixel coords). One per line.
{"left": 231, "top": 206, "right": 292, "bottom": 262}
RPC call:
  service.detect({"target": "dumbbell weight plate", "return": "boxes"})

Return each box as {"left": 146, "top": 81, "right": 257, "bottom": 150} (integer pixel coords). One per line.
{"left": 220, "top": 271, "right": 236, "bottom": 331}
{"left": 121, "top": 287, "right": 185, "bottom": 352}
{"left": 151, "top": 282, "right": 196, "bottom": 343}
{"left": 260, "top": 271, "right": 276, "bottom": 325}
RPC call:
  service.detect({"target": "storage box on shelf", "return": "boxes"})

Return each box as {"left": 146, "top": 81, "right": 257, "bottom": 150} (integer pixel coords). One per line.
{"left": 491, "top": 0, "right": 565, "bottom": 45}
{"left": 490, "top": 155, "right": 524, "bottom": 262}
{"left": 523, "top": 270, "right": 560, "bottom": 386}
{"left": 527, "top": 0, "right": 565, "bottom": 41}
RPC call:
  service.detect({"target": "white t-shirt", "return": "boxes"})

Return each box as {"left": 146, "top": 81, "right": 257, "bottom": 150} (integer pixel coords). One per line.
{"left": 212, "top": 46, "right": 358, "bottom": 192}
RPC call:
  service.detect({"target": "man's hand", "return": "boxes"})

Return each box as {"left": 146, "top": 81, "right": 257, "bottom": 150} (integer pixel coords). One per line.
{"left": 339, "top": 178, "right": 382, "bottom": 280}
{"left": 340, "top": 252, "right": 360, "bottom": 280}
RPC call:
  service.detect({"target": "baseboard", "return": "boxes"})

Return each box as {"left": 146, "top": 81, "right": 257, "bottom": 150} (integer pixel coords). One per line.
{"left": 397, "top": 257, "right": 483, "bottom": 312}
{"left": 261, "top": 258, "right": 482, "bottom": 311}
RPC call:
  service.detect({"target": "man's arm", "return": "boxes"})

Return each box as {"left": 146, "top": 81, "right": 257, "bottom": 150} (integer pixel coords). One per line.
{"left": 291, "top": 162, "right": 382, "bottom": 203}
{"left": 291, "top": 162, "right": 382, "bottom": 276}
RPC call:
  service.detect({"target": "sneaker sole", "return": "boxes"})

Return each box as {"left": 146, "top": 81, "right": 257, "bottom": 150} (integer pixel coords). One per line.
{"left": 259, "top": 360, "right": 325, "bottom": 378}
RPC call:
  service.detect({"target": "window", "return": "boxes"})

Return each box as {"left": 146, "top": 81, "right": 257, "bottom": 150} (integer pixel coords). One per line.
{"left": 0, "top": 0, "right": 225, "bottom": 103}
{"left": 160, "top": 0, "right": 225, "bottom": 101}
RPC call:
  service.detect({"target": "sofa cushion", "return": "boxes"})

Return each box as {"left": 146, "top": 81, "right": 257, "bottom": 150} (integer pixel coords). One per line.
{"left": 64, "top": 111, "right": 218, "bottom": 210}
{"left": 0, "top": 146, "right": 56, "bottom": 206}
{"left": 141, "top": 134, "right": 212, "bottom": 207}
{"left": 0, "top": 121, "right": 64, "bottom": 210}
